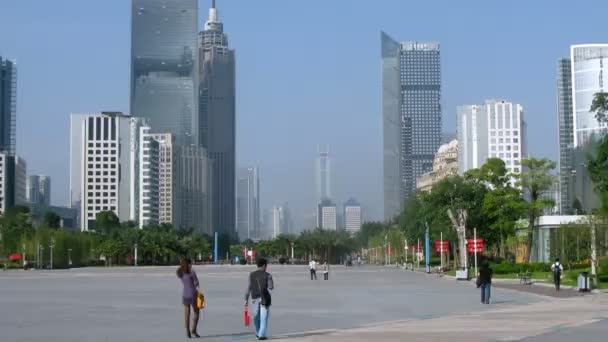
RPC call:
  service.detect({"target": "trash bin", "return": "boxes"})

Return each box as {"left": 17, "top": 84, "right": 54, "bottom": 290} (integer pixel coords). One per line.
{"left": 577, "top": 272, "right": 590, "bottom": 292}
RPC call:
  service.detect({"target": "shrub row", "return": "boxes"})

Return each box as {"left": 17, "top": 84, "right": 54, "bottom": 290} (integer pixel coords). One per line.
{"left": 490, "top": 261, "right": 589, "bottom": 275}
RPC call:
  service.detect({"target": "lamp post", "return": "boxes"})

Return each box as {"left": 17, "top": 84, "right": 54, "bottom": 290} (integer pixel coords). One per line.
{"left": 50, "top": 238, "right": 55, "bottom": 270}
{"left": 68, "top": 248, "right": 73, "bottom": 268}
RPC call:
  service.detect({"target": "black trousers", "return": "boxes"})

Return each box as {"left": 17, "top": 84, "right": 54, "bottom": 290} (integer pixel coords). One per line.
{"left": 554, "top": 273, "right": 561, "bottom": 291}
{"left": 310, "top": 269, "right": 317, "bottom": 280}
{"left": 324, "top": 272, "right": 329, "bottom": 280}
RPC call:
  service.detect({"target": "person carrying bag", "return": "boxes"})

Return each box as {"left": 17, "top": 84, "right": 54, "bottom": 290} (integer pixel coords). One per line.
{"left": 245, "top": 258, "right": 274, "bottom": 341}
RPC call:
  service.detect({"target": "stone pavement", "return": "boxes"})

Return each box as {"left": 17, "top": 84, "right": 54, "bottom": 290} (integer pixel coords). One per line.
{"left": 0, "top": 265, "right": 605, "bottom": 342}
{"left": 274, "top": 293, "right": 608, "bottom": 342}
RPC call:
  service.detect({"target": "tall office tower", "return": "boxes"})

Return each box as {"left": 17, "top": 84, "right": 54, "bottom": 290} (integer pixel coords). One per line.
{"left": 0, "top": 57, "right": 16, "bottom": 156}
{"left": 381, "top": 33, "right": 441, "bottom": 220}
{"left": 317, "top": 198, "right": 337, "bottom": 230}
{"left": 557, "top": 58, "right": 574, "bottom": 214}
{"left": 272, "top": 206, "right": 282, "bottom": 238}
{"left": 458, "top": 100, "right": 526, "bottom": 176}
{"left": 199, "top": 0, "right": 236, "bottom": 237}
{"left": 139, "top": 126, "right": 160, "bottom": 227}
{"left": 571, "top": 45, "right": 608, "bottom": 147}
{"left": 130, "top": 0, "right": 199, "bottom": 145}
{"left": 236, "top": 166, "right": 260, "bottom": 241}
{"left": 343, "top": 198, "right": 362, "bottom": 234}
{"left": 26, "top": 175, "right": 51, "bottom": 206}
{"left": 149, "top": 133, "right": 181, "bottom": 227}
{"left": 70, "top": 112, "right": 148, "bottom": 230}
{"left": 0, "top": 154, "right": 26, "bottom": 213}
{"left": 176, "top": 145, "right": 212, "bottom": 235}
{"left": 316, "top": 145, "right": 331, "bottom": 201}
{"left": 281, "top": 202, "right": 292, "bottom": 235}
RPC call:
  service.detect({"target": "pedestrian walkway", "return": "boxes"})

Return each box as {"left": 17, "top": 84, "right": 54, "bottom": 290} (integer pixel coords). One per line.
{"left": 274, "top": 294, "right": 608, "bottom": 341}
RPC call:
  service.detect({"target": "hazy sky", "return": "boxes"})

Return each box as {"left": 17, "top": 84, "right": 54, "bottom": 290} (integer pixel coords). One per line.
{"left": 0, "top": 0, "right": 606, "bottom": 228}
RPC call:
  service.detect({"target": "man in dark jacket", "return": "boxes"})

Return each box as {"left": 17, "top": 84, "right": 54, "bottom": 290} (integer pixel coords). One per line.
{"left": 245, "top": 258, "right": 274, "bottom": 340}
{"left": 478, "top": 262, "right": 493, "bottom": 304}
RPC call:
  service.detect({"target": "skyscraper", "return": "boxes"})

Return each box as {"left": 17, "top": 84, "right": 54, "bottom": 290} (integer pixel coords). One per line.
{"left": 149, "top": 133, "right": 181, "bottom": 227}
{"left": 130, "top": 0, "right": 199, "bottom": 145}
{"left": 557, "top": 57, "right": 574, "bottom": 214}
{"left": 458, "top": 100, "right": 526, "bottom": 176}
{"left": 199, "top": 0, "right": 236, "bottom": 237}
{"left": 176, "top": 145, "right": 212, "bottom": 235}
{"left": 0, "top": 57, "right": 16, "bottom": 156}
{"left": 26, "top": 175, "right": 51, "bottom": 206}
{"left": 236, "top": 166, "right": 260, "bottom": 241}
{"left": 381, "top": 33, "right": 441, "bottom": 220}
{"left": 571, "top": 44, "right": 608, "bottom": 147}
{"left": 318, "top": 198, "right": 337, "bottom": 230}
{"left": 316, "top": 145, "right": 331, "bottom": 202}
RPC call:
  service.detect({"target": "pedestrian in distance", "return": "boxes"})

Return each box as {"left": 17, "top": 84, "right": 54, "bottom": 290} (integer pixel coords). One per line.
{"left": 309, "top": 259, "right": 317, "bottom": 280}
{"left": 477, "top": 261, "right": 493, "bottom": 304}
{"left": 551, "top": 258, "right": 564, "bottom": 291}
{"left": 176, "top": 258, "right": 201, "bottom": 338}
{"left": 245, "top": 258, "right": 274, "bottom": 341}
{"left": 323, "top": 261, "right": 330, "bottom": 280}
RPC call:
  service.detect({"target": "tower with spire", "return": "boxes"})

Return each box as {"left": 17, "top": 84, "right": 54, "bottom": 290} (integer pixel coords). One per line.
{"left": 198, "top": 0, "right": 237, "bottom": 239}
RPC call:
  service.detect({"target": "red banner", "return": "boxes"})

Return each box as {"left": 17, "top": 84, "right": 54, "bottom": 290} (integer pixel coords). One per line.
{"left": 467, "top": 238, "right": 484, "bottom": 253}
{"left": 434, "top": 240, "right": 449, "bottom": 253}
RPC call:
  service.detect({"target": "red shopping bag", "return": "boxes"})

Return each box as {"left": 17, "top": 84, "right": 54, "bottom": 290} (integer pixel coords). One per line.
{"left": 244, "top": 306, "right": 251, "bottom": 326}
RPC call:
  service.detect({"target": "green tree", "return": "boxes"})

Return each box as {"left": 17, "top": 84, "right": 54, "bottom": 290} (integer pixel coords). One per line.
{"left": 590, "top": 92, "right": 608, "bottom": 123}
{"left": 517, "top": 158, "right": 557, "bottom": 262}
{"left": 43, "top": 211, "right": 61, "bottom": 229}
{"left": 95, "top": 211, "right": 120, "bottom": 236}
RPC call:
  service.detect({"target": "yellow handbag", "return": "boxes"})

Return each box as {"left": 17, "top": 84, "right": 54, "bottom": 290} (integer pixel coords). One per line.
{"left": 196, "top": 290, "right": 205, "bottom": 309}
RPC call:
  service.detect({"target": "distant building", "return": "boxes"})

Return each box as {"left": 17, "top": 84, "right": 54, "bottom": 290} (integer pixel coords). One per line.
{"left": 458, "top": 99, "right": 526, "bottom": 176}
{"left": 0, "top": 57, "right": 17, "bottom": 156}
{"left": 149, "top": 133, "right": 180, "bottom": 227}
{"left": 417, "top": 140, "right": 458, "bottom": 192}
{"left": 199, "top": 0, "right": 236, "bottom": 238}
{"left": 272, "top": 206, "right": 282, "bottom": 238}
{"left": 138, "top": 126, "right": 160, "bottom": 227}
{"left": 343, "top": 198, "right": 362, "bottom": 234}
{"left": 0, "top": 153, "right": 26, "bottom": 214}
{"left": 27, "top": 175, "right": 51, "bottom": 206}
{"left": 27, "top": 204, "right": 78, "bottom": 231}
{"left": 382, "top": 33, "right": 442, "bottom": 220}
{"left": 556, "top": 57, "right": 574, "bottom": 214}
{"left": 176, "top": 145, "right": 212, "bottom": 235}
{"left": 70, "top": 112, "right": 148, "bottom": 231}
{"left": 236, "top": 166, "right": 260, "bottom": 241}
{"left": 318, "top": 199, "right": 337, "bottom": 230}
{"left": 316, "top": 145, "right": 331, "bottom": 202}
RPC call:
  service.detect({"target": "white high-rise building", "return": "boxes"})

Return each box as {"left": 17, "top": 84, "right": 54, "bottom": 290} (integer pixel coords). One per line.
{"left": 343, "top": 198, "right": 362, "bottom": 234}
{"left": 149, "top": 133, "right": 180, "bottom": 227}
{"left": 272, "top": 206, "right": 282, "bottom": 238}
{"left": 26, "top": 175, "right": 51, "bottom": 206}
{"left": 458, "top": 99, "right": 526, "bottom": 176}
{"left": 237, "top": 166, "right": 260, "bottom": 241}
{"left": 571, "top": 44, "right": 608, "bottom": 147}
{"left": 318, "top": 199, "right": 337, "bottom": 230}
{"left": 139, "top": 126, "right": 159, "bottom": 227}
{"left": 70, "top": 112, "right": 148, "bottom": 231}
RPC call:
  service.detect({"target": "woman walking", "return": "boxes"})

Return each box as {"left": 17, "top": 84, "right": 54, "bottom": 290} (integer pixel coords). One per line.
{"left": 177, "top": 258, "right": 200, "bottom": 338}
{"left": 323, "top": 262, "right": 330, "bottom": 280}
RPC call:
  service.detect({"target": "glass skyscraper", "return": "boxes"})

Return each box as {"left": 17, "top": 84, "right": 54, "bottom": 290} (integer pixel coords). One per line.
{"left": 571, "top": 44, "right": 608, "bottom": 147}
{"left": 316, "top": 144, "right": 331, "bottom": 202}
{"left": 130, "top": 0, "right": 199, "bottom": 145}
{"left": 0, "top": 57, "right": 17, "bottom": 156}
{"left": 557, "top": 57, "right": 574, "bottom": 214}
{"left": 199, "top": 1, "right": 236, "bottom": 237}
{"left": 381, "top": 32, "right": 441, "bottom": 220}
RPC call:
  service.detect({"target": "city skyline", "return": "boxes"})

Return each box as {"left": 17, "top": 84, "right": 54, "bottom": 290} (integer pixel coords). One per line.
{"left": 1, "top": 0, "right": 607, "bottom": 226}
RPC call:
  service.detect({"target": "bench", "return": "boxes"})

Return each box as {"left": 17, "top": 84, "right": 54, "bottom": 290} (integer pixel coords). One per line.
{"left": 518, "top": 272, "right": 532, "bottom": 285}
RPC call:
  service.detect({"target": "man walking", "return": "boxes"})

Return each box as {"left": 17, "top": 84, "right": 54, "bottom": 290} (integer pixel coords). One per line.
{"left": 309, "top": 259, "right": 317, "bottom": 280}
{"left": 323, "top": 261, "right": 330, "bottom": 280}
{"left": 245, "top": 258, "right": 274, "bottom": 340}
{"left": 551, "top": 258, "right": 563, "bottom": 291}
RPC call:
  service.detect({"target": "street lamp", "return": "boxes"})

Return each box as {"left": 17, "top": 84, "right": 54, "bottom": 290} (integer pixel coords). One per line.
{"left": 50, "top": 238, "right": 55, "bottom": 270}
{"left": 68, "top": 248, "right": 73, "bottom": 267}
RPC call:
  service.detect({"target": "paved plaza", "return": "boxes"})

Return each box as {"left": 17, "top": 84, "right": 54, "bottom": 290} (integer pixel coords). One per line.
{"left": 0, "top": 265, "right": 606, "bottom": 341}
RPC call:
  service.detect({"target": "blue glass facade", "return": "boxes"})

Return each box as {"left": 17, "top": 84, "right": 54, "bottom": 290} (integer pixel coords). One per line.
{"left": 130, "top": 0, "right": 198, "bottom": 145}
{"left": 0, "top": 57, "right": 16, "bottom": 156}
